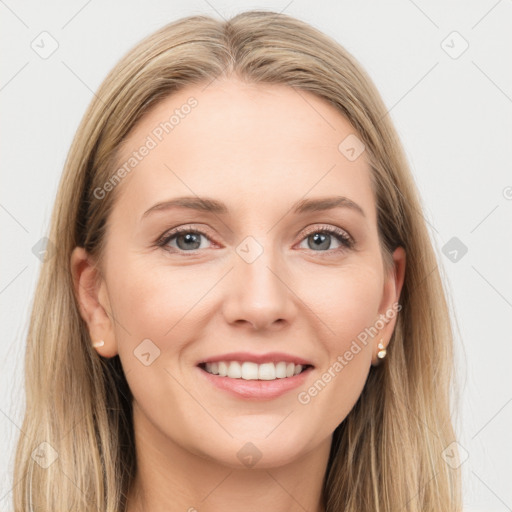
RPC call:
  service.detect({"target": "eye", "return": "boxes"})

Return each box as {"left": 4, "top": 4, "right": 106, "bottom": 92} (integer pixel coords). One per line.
{"left": 156, "top": 225, "right": 214, "bottom": 252}
{"left": 296, "top": 225, "right": 354, "bottom": 254}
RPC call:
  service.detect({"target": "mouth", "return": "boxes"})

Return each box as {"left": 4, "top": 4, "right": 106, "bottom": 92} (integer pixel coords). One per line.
{"left": 196, "top": 359, "right": 314, "bottom": 400}
{"left": 197, "top": 361, "right": 314, "bottom": 381}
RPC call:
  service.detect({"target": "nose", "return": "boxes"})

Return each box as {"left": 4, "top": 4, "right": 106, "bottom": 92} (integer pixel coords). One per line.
{"left": 221, "top": 243, "right": 297, "bottom": 331}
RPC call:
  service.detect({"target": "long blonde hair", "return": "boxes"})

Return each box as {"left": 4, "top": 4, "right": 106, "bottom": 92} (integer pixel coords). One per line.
{"left": 12, "top": 10, "right": 462, "bottom": 511}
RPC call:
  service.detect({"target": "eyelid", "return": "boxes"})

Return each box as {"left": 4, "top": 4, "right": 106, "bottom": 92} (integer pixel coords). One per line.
{"left": 155, "top": 224, "right": 217, "bottom": 248}
{"left": 299, "top": 223, "right": 354, "bottom": 245}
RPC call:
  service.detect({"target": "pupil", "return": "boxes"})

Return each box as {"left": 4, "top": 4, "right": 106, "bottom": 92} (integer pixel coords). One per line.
{"left": 178, "top": 233, "right": 200, "bottom": 250}
{"left": 310, "top": 233, "right": 329, "bottom": 250}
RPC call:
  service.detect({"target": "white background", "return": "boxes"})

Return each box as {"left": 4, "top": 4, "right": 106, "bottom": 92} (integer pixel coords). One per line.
{"left": 1, "top": 1, "right": 511, "bottom": 511}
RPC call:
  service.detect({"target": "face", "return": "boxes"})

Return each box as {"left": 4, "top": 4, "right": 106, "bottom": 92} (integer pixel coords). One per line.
{"left": 72, "top": 76, "right": 405, "bottom": 469}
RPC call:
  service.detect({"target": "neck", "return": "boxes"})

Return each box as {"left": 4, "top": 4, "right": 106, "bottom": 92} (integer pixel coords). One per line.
{"left": 125, "top": 401, "right": 330, "bottom": 512}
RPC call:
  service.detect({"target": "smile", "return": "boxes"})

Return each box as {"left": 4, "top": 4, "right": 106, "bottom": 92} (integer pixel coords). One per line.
{"left": 197, "top": 362, "right": 314, "bottom": 400}
{"left": 199, "top": 361, "right": 311, "bottom": 380}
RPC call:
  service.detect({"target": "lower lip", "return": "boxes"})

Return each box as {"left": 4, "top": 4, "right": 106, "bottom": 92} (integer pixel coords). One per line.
{"left": 196, "top": 365, "right": 314, "bottom": 400}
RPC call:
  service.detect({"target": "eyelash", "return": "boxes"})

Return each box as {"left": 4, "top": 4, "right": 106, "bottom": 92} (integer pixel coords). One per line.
{"left": 155, "top": 224, "right": 355, "bottom": 256}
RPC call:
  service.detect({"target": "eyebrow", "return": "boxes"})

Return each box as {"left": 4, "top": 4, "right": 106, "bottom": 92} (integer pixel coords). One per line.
{"left": 141, "top": 195, "right": 366, "bottom": 220}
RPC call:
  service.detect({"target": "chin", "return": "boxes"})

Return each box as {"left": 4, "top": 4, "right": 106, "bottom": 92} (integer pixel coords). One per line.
{"left": 197, "top": 431, "right": 313, "bottom": 470}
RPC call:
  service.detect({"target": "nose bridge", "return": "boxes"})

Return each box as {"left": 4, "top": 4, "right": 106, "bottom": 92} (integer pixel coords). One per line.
{"left": 223, "top": 234, "right": 295, "bottom": 329}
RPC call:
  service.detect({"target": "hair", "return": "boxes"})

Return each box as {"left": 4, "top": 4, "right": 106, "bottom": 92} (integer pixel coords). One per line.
{"left": 12, "top": 9, "right": 462, "bottom": 512}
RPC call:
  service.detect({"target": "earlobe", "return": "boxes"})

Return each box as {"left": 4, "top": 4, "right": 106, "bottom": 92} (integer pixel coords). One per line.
{"left": 70, "top": 247, "right": 118, "bottom": 358}
{"left": 372, "top": 246, "right": 406, "bottom": 365}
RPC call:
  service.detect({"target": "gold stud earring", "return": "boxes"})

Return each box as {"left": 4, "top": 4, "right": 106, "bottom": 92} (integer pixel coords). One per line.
{"left": 93, "top": 340, "right": 105, "bottom": 348}
{"left": 377, "top": 339, "right": 387, "bottom": 359}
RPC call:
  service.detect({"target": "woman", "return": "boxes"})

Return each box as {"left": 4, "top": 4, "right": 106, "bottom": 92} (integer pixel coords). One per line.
{"left": 12, "top": 10, "right": 462, "bottom": 511}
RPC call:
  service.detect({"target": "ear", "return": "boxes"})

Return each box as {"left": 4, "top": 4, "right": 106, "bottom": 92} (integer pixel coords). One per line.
{"left": 371, "top": 246, "right": 406, "bottom": 366}
{"left": 70, "top": 246, "right": 118, "bottom": 358}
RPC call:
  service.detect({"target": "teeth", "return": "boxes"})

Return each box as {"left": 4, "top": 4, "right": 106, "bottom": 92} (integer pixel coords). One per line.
{"left": 258, "top": 363, "right": 275, "bottom": 380}
{"left": 218, "top": 361, "right": 228, "bottom": 377}
{"left": 275, "top": 361, "right": 287, "bottom": 378}
{"left": 227, "top": 361, "right": 242, "bottom": 378}
{"left": 241, "top": 362, "right": 258, "bottom": 380}
{"left": 204, "top": 361, "right": 307, "bottom": 380}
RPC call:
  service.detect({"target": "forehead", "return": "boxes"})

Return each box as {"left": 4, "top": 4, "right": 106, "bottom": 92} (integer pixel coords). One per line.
{"left": 110, "top": 77, "right": 375, "bottom": 224}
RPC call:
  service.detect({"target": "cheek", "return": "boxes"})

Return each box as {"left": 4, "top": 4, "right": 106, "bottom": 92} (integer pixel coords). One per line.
{"left": 293, "top": 264, "right": 382, "bottom": 426}
{"left": 307, "top": 262, "right": 383, "bottom": 346}
{"left": 105, "top": 258, "right": 204, "bottom": 414}
{"left": 103, "top": 254, "right": 209, "bottom": 405}
{"left": 108, "top": 256, "right": 204, "bottom": 338}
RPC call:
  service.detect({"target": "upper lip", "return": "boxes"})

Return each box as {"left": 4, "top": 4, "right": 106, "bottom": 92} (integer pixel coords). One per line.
{"left": 197, "top": 351, "right": 314, "bottom": 367}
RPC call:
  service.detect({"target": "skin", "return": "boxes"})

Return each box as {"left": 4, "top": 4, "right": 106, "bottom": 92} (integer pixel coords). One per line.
{"left": 71, "top": 76, "right": 405, "bottom": 512}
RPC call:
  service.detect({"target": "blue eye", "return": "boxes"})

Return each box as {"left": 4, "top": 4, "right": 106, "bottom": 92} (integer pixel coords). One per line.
{"left": 158, "top": 226, "right": 211, "bottom": 252}
{"left": 156, "top": 224, "right": 354, "bottom": 255}
{"left": 298, "top": 226, "right": 354, "bottom": 252}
